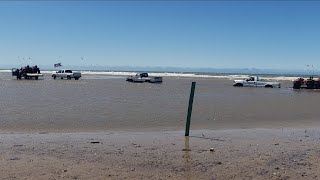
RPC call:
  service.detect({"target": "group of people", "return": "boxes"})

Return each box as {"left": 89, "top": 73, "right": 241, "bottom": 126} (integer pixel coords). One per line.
{"left": 15, "top": 65, "right": 41, "bottom": 79}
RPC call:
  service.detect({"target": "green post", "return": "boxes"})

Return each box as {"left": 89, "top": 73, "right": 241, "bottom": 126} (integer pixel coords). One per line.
{"left": 185, "top": 82, "right": 196, "bottom": 136}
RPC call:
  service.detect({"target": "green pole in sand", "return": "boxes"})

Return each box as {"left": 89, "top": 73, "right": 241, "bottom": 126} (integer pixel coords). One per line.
{"left": 185, "top": 82, "right": 196, "bottom": 136}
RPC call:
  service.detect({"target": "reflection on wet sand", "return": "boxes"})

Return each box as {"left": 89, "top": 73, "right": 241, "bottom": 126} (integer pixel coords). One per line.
{"left": 1, "top": 74, "right": 320, "bottom": 132}
{"left": 184, "top": 136, "right": 192, "bottom": 180}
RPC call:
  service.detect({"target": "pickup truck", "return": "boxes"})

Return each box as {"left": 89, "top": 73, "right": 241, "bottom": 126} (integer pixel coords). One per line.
{"left": 126, "top": 73, "right": 163, "bottom": 83}
{"left": 52, "top": 70, "right": 81, "bottom": 80}
{"left": 233, "top": 76, "right": 281, "bottom": 88}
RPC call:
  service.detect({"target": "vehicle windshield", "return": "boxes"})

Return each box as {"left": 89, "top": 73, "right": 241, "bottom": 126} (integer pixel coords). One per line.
{"left": 247, "top": 77, "right": 254, "bottom": 81}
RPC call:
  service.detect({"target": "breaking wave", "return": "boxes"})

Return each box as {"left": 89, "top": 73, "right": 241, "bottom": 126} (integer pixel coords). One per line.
{"left": 0, "top": 69, "right": 302, "bottom": 81}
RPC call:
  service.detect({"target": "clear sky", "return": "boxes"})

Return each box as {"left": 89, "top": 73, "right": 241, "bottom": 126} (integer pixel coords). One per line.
{"left": 0, "top": 1, "right": 320, "bottom": 70}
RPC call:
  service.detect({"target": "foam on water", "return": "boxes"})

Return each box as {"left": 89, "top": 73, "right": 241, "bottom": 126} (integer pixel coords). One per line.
{"left": 61, "top": 71, "right": 301, "bottom": 81}
{"left": 0, "top": 69, "right": 303, "bottom": 81}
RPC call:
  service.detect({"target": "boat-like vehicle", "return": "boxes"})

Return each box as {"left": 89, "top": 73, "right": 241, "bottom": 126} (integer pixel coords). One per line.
{"left": 126, "top": 73, "right": 163, "bottom": 83}
{"left": 12, "top": 65, "right": 43, "bottom": 80}
{"left": 233, "top": 76, "right": 281, "bottom": 88}
{"left": 293, "top": 77, "right": 320, "bottom": 89}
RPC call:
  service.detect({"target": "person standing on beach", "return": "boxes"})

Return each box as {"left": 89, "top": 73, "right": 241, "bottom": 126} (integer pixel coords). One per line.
{"left": 15, "top": 68, "right": 20, "bottom": 79}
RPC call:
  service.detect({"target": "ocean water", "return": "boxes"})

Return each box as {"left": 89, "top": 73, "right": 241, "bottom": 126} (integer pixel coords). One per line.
{"left": 1, "top": 71, "right": 320, "bottom": 132}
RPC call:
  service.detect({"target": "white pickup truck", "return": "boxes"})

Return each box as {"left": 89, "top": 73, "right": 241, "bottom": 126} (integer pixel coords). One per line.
{"left": 52, "top": 70, "right": 81, "bottom": 80}
{"left": 233, "top": 76, "right": 281, "bottom": 88}
{"left": 126, "top": 73, "right": 163, "bottom": 83}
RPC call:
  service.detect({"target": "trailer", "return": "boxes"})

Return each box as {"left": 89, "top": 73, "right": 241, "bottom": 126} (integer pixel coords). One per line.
{"left": 12, "top": 66, "right": 43, "bottom": 80}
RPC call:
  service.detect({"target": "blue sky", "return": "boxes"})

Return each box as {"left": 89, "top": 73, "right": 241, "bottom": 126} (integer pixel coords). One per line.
{"left": 0, "top": 1, "right": 320, "bottom": 70}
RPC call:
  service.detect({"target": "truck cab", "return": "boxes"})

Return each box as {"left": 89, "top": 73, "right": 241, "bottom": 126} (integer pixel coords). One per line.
{"left": 245, "top": 76, "right": 260, "bottom": 86}
{"left": 246, "top": 76, "right": 259, "bottom": 82}
{"left": 138, "top": 73, "right": 149, "bottom": 78}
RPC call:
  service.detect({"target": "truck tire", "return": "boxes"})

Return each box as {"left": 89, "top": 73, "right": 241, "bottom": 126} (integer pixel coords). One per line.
{"left": 234, "top": 83, "right": 243, "bottom": 87}
{"left": 35, "top": 76, "right": 38, "bottom": 80}
{"left": 265, "top": 85, "right": 273, "bottom": 88}
{"left": 75, "top": 77, "right": 79, "bottom": 80}
{"left": 67, "top": 76, "right": 71, "bottom": 80}
{"left": 306, "top": 80, "right": 315, "bottom": 89}
{"left": 52, "top": 75, "right": 56, "bottom": 79}
{"left": 293, "top": 81, "right": 301, "bottom": 89}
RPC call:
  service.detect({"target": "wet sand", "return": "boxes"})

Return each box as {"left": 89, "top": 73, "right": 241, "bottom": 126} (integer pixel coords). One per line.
{"left": 2, "top": 74, "right": 320, "bottom": 179}
{"left": 1, "top": 74, "right": 320, "bottom": 132}
{"left": 2, "top": 129, "right": 320, "bottom": 179}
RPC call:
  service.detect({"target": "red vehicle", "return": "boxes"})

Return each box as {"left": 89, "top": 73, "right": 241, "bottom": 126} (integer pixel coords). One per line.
{"left": 293, "top": 77, "right": 320, "bottom": 89}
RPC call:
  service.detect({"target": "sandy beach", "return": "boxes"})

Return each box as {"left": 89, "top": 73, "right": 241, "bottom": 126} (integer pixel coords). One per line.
{"left": 2, "top": 0, "right": 320, "bottom": 178}
{"left": 2, "top": 74, "right": 320, "bottom": 179}
{"left": 2, "top": 128, "right": 320, "bottom": 179}
{"left": 2, "top": 75, "right": 319, "bottom": 132}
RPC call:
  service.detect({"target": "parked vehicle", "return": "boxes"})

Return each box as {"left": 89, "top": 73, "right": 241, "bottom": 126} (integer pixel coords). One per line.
{"left": 12, "top": 65, "right": 43, "bottom": 80}
{"left": 293, "top": 77, "right": 320, "bottom": 89}
{"left": 233, "top": 76, "right": 281, "bottom": 88}
{"left": 52, "top": 69, "right": 81, "bottom": 80}
{"left": 126, "top": 73, "right": 163, "bottom": 83}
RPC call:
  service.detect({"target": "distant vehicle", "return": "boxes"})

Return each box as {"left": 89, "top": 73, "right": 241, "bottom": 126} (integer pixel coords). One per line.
{"left": 12, "top": 65, "right": 43, "bottom": 80}
{"left": 52, "top": 70, "right": 81, "bottom": 80}
{"left": 293, "top": 77, "right": 320, "bottom": 89}
{"left": 233, "top": 76, "right": 281, "bottom": 88}
{"left": 126, "top": 73, "right": 163, "bottom": 83}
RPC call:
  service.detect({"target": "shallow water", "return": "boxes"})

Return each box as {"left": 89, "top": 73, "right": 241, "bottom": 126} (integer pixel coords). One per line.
{"left": 1, "top": 72, "right": 320, "bottom": 132}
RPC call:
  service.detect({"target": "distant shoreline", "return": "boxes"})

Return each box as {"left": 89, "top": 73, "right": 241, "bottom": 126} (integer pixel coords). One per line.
{"left": 0, "top": 69, "right": 306, "bottom": 81}
{"left": 0, "top": 66, "right": 317, "bottom": 76}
